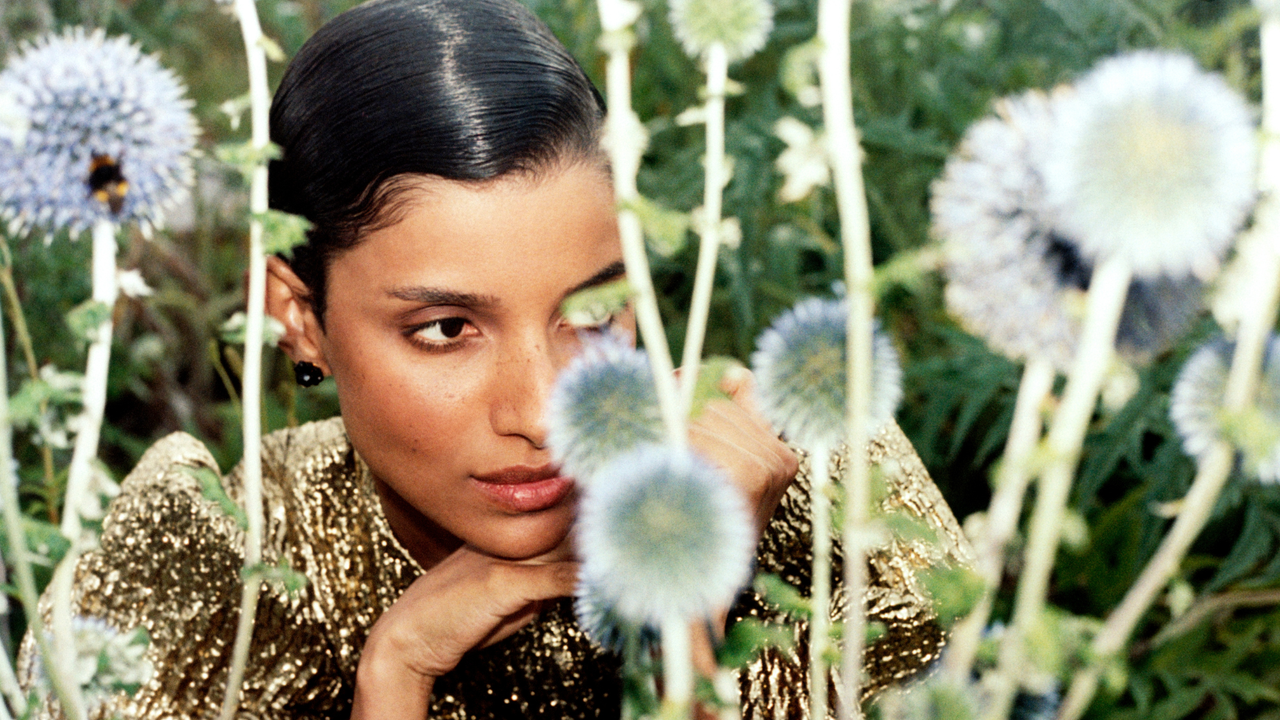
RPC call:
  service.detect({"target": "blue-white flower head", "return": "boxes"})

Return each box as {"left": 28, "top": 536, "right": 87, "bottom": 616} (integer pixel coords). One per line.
{"left": 0, "top": 27, "right": 197, "bottom": 237}
{"left": 1171, "top": 335, "right": 1280, "bottom": 482}
{"left": 934, "top": 90, "right": 1205, "bottom": 372}
{"left": 576, "top": 444, "right": 755, "bottom": 626}
{"left": 546, "top": 334, "right": 663, "bottom": 486}
{"left": 1045, "top": 51, "right": 1256, "bottom": 279}
{"left": 668, "top": 0, "right": 774, "bottom": 62}
{"left": 750, "top": 297, "right": 902, "bottom": 449}
{"left": 574, "top": 573, "right": 660, "bottom": 655}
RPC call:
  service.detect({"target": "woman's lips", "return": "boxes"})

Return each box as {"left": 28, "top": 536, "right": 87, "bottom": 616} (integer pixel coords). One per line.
{"left": 470, "top": 465, "right": 575, "bottom": 513}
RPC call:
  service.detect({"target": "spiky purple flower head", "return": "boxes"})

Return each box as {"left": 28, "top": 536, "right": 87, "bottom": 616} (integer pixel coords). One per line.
{"left": 750, "top": 297, "right": 902, "bottom": 449}
{"left": 546, "top": 334, "right": 663, "bottom": 486}
{"left": 0, "top": 27, "right": 197, "bottom": 237}
{"left": 576, "top": 444, "right": 755, "bottom": 626}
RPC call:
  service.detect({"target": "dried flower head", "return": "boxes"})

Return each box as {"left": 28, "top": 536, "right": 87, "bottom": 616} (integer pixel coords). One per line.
{"left": 668, "top": 0, "right": 774, "bottom": 62}
{"left": 933, "top": 90, "right": 1204, "bottom": 372}
{"left": 1044, "top": 51, "right": 1256, "bottom": 279}
{"left": 1171, "top": 336, "right": 1280, "bottom": 482}
{"left": 576, "top": 444, "right": 755, "bottom": 625}
{"left": 0, "top": 27, "right": 197, "bottom": 236}
{"left": 546, "top": 335, "right": 663, "bottom": 485}
{"left": 751, "top": 297, "right": 902, "bottom": 449}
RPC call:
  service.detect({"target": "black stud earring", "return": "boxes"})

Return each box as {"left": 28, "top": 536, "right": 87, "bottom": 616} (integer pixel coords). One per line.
{"left": 294, "top": 361, "right": 324, "bottom": 387}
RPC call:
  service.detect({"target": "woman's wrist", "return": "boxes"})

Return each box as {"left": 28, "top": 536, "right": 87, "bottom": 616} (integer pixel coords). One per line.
{"left": 352, "top": 631, "right": 435, "bottom": 719}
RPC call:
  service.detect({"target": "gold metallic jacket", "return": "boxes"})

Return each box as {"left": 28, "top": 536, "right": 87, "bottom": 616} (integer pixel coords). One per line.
{"left": 18, "top": 417, "right": 970, "bottom": 718}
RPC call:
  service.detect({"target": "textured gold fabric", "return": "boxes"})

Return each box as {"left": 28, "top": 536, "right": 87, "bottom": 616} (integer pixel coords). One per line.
{"left": 17, "top": 417, "right": 970, "bottom": 719}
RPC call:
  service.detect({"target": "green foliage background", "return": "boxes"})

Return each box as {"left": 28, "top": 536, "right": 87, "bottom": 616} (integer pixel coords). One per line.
{"left": 3, "top": 0, "right": 1280, "bottom": 716}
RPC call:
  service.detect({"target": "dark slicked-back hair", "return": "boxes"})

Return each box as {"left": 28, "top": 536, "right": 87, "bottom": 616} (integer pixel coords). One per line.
{"left": 268, "top": 0, "right": 606, "bottom": 320}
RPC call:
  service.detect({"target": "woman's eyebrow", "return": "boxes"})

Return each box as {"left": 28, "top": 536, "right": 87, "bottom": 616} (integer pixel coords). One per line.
{"left": 387, "top": 286, "right": 500, "bottom": 308}
{"left": 563, "top": 260, "right": 626, "bottom": 300}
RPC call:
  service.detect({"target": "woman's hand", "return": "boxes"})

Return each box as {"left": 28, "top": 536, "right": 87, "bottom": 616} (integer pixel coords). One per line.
{"left": 688, "top": 366, "right": 799, "bottom": 539}
{"left": 351, "top": 545, "right": 578, "bottom": 719}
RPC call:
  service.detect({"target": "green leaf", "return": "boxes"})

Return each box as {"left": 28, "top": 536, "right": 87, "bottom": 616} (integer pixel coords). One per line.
{"left": 65, "top": 300, "right": 112, "bottom": 343}
{"left": 918, "top": 564, "right": 985, "bottom": 628}
{"left": 215, "top": 141, "right": 282, "bottom": 182}
{"left": 254, "top": 209, "right": 312, "bottom": 257}
{"left": 753, "top": 573, "right": 810, "bottom": 619}
{"left": 182, "top": 466, "right": 248, "bottom": 530}
{"left": 625, "top": 195, "right": 691, "bottom": 257}
{"left": 244, "top": 558, "right": 310, "bottom": 596}
{"left": 559, "top": 277, "right": 632, "bottom": 328}
{"left": 718, "top": 617, "right": 794, "bottom": 668}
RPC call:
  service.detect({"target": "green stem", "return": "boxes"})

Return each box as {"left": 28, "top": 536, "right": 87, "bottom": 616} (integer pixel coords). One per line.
{"left": 987, "top": 257, "right": 1132, "bottom": 720}
{"left": 678, "top": 41, "right": 728, "bottom": 416}
{"left": 595, "top": 6, "right": 685, "bottom": 446}
{"left": 219, "top": 0, "right": 271, "bottom": 716}
{"left": 944, "top": 355, "right": 1055, "bottom": 679}
{"left": 815, "top": 0, "right": 874, "bottom": 714}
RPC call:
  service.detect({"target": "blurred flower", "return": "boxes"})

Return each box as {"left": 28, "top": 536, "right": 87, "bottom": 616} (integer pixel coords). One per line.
{"left": 933, "top": 90, "right": 1204, "bottom": 372}
{"left": 34, "top": 616, "right": 152, "bottom": 711}
{"left": 546, "top": 335, "right": 662, "bottom": 485}
{"left": 668, "top": 0, "right": 774, "bottom": 62}
{"left": 576, "top": 444, "right": 754, "bottom": 625}
{"left": 1044, "top": 51, "right": 1255, "bottom": 279}
{"left": 116, "top": 268, "right": 153, "bottom": 299}
{"left": 774, "top": 117, "right": 829, "bottom": 203}
{"left": 0, "top": 27, "right": 197, "bottom": 237}
{"left": 574, "top": 575, "right": 659, "bottom": 654}
{"left": 1170, "top": 336, "right": 1280, "bottom": 482}
{"left": 598, "top": 0, "right": 643, "bottom": 32}
{"left": 751, "top": 297, "right": 902, "bottom": 449}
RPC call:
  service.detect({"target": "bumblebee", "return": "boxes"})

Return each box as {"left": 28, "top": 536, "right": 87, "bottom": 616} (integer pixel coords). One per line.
{"left": 87, "top": 154, "right": 128, "bottom": 215}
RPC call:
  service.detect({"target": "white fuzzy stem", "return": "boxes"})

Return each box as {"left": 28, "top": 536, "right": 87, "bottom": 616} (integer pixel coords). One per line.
{"left": 679, "top": 42, "right": 728, "bottom": 416}
{"left": 596, "top": 11, "right": 685, "bottom": 445}
{"left": 50, "top": 551, "right": 86, "bottom": 720}
{"left": 661, "top": 614, "right": 694, "bottom": 709}
{"left": 809, "top": 446, "right": 832, "bottom": 720}
{"left": 0, "top": 312, "right": 38, "bottom": 718}
{"left": 61, "top": 219, "right": 117, "bottom": 539}
{"left": 944, "top": 355, "right": 1055, "bottom": 678}
{"left": 220, "top": 0, "right": 270, "bottom": 716}
{"left": 815, "top": 0, "right": 874, "bottom": 714}
{"left": 1058, "top": 12, "right": 1280, "bottom": 717}
{"left": 985, "top": 257, "right": 1132, "bottom": 720}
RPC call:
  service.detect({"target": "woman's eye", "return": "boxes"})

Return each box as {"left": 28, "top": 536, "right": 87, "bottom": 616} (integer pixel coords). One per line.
{"left": 414, "top": 317, "right": 469, "bottom": 344}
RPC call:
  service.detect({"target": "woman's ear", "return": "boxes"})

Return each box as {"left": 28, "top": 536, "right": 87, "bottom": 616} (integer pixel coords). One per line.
{"left": 266, "top": 256, "right": 331, "bottom": 375}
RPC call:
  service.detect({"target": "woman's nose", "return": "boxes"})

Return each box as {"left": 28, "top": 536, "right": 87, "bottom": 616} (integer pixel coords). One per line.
{"left": 489, "top": 335, "right": 564, "bottom": 448}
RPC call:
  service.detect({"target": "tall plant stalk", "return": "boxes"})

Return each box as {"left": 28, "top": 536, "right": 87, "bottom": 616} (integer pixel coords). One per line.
{"left": 814, "top": 0, "right": 875, "bottom": 714}
{"left": 219, "top": 0, "right": 271, "bottom": 716}
{"left": 985, "top": 257, "right": 1133, "bottom": 720}
{"left": 1056, "top": 9, "right": 1280, "bottom": 717}
{"left": 944, "top": 355, "right": 1055, "bottom": 678}
{"left": 678, "top": 41, "right": 728, "bottom": 417}
{"left": 0, "top": 244, "right": 56, "bottom": 506}
{"left": 809, "top": 445, "right": 833, "bottom": 719}
{"left": 595, "top": 0, "right": 685, "bottom": 446}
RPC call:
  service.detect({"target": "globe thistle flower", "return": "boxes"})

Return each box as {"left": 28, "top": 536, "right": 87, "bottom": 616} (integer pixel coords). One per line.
{"left": 546, "top": 335, "right": 663, "bottom": 485}
{"left": 1044, "top": 51, "right": 1256, "bottom": 279}
{"left": 750, "top": 297, "right": 902, "bottom": 449}
{"left": 33, "top": 616, "right": 152, "bottom": 711}
{"left": 668, "top": 0, "right": 774, "bottom": 62}
{"left": 576, "top": 444, "right": 755, "bottom": 626}
{"left": 933, "top": 90, "right": 1205, "bottom": 372}
{"left": 0, "top": 27, "right": 197, "bottom": 237}
{"left": 1171, "top": 336, "right": 1280, "bottom": 482}
{"left": 574, "top": 574, "right": 660, "bottom": 655}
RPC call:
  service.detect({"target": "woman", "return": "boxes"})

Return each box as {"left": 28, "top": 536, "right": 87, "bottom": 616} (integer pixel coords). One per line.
{"left": 19, "top": 0, "right": 970, "bottom": 717}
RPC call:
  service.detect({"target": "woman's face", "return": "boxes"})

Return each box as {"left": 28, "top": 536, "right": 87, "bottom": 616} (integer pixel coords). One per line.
{"left": 314, "top": 163, "right": 631, "bottom": 564}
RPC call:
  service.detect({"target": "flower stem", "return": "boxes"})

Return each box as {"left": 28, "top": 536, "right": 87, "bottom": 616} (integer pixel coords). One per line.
{"left": 679, "top": 41, "right": 728, "bottom": 417}
{"left": 986, "top": 256, "right": 1132, "bottom": 719}
{"left": 814, "top": 0, "right": 874, "bottom": 714}
{"left": 809, "top": 444, "right": 832, "bottom": 720}
{"left": 0, "top": 246, "right": 56, "bottom": 511}
{"left": 61, "top": 218, "right": 117, "bottom": 538}
{"left": 944, "top": 354, "right": 1055, "bottom": 679}
{"left": 219, "top": 0, "right": 271, "bottom": 716}
{"left": 595, "top": 8, "right": 685, "bottom": 446}
{"left": 661, "top": 613, "right": 694, "bottom": 709}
